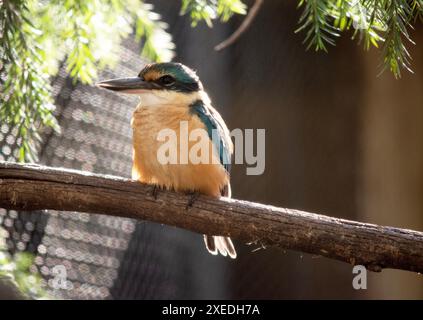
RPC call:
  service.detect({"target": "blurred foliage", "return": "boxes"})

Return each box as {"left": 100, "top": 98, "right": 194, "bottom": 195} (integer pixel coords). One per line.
{"left": 0, "top": 0, "right": 422, "bottom": 162}
{"left": 296, "top": 0, "right": 422, "bottom": 77}
{"left": 0, "top": 250, "right": 48, "bottom": 299}
{"left": 180, "top": 0, "right": 246, "bottom": 26}
{"left": 0, "top": 226, "right": 47, "bottom": 299}
{"left": 0, "top": 0, "right": 58, "bottom": 162}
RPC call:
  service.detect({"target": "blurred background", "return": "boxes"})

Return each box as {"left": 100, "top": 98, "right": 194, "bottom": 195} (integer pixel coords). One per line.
{"left": 0, "top": 0, "right": 422, "bottom": 299}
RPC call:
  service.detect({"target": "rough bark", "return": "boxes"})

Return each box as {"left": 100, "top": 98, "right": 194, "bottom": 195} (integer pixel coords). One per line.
{"left": 1, "top": 162, "right": 422, "bottom": 273}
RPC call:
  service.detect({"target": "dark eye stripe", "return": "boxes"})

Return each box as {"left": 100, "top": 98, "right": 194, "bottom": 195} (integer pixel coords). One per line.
{"left": 158, "top": 75, "right": 175, "bottom": 86}
{"left": 138, "top": 71, "right": 200, "bottom": 92}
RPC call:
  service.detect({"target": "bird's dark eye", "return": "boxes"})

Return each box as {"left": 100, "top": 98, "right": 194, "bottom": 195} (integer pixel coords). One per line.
{"left": 159, "top": 75, "right": 175, "bottom": 86}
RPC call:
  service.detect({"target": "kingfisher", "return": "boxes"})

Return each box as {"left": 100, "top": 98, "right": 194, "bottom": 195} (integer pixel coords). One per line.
{"left": 97, "top": 62, "right": 236, "bottom": 258}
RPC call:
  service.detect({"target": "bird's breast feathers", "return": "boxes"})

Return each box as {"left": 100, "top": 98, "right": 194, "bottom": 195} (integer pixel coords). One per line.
{"left": 131, "top": 100, "right": 232, "bottom": 197}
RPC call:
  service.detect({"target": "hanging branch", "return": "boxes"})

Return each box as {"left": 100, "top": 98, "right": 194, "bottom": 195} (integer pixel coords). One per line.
{"left": 1, "top": 161, "right": 423, "bottom": 273}
{"left": 214, "top": 0, "right": 264, "bottom": 51}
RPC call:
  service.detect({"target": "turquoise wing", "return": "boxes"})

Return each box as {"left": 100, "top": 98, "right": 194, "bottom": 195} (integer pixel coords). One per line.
{"left": 190, "top": 100, "right": 232, "bottom": 173}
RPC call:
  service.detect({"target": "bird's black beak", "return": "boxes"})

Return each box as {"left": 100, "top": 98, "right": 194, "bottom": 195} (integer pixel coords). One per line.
{"left": 96, "top": 77, "right": 156, "bottom": 94}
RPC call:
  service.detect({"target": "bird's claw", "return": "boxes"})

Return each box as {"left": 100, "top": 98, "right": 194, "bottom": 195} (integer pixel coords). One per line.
{"left": 186, "top": 191, "right": 200, "bottom": 210}
{"left": 151, "top": 185, "right": 160, "bottom": 200}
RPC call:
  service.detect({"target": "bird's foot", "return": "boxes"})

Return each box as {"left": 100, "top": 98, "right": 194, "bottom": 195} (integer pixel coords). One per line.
{"left": 185, "top": 191, "right": 200, "bottom": 210}
{"left": 150, "top": 185, "right": 160, "bottom": 200}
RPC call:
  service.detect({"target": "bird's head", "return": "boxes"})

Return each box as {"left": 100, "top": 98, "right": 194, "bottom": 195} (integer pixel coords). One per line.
{"left": 97, "top": 62, "right": 205, "bottom": 107}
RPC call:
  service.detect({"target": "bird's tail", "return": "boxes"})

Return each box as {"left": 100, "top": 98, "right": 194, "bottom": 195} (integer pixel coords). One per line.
{"left": 204, "top": 235, "right": 237, "bottom": 259}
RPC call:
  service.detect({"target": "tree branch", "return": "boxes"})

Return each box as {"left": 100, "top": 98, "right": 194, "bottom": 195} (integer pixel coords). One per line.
{"left": 214, "top": 0, "right": 264, "bottom": 51}
{"left": 1, "top": 161, "right": 423, "bottom": 273}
